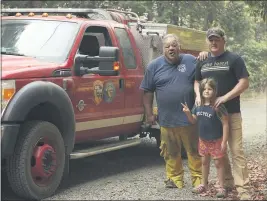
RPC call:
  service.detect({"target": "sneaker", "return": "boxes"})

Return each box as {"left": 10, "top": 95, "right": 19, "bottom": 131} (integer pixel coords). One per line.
{"left": 164, "top": 179, "right": 184, "bottom": 189}
{"left": 192, "top": 184, "right": 207, "bottom": 194}
{"left": 216, "top": 187, "right": 227, "bottom": 198}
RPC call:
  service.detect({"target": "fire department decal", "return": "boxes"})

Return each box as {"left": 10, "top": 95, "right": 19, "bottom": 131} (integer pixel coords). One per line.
{"left": 177, "top": 64, "right": 186, "bottom": 72}
{"left": 103, "top": 81, "right": 116, "bottom": 103}
{"left": 77, "top": 100, "right": 86, "bottom": 111}
{"left": 93, "top": 80, "right": 104, "bottom": 105}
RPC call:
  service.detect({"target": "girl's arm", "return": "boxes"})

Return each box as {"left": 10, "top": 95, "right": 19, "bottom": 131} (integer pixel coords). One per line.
{"left": 217, "top": 104, "right": 229, "bottom": 144}
{"left": 181, "top": 103, "right": 197, "bottom": 124}
{"left": 221, "top": 114, "right": 229, "bottom": 144}
{"left": 186, "top": 113, "right": 197, "bottom": 124}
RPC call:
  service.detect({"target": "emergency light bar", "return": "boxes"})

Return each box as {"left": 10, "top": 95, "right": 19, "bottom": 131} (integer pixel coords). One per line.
{"left": 1, "top": 8, "right": 114, "bottom": 19}
{"left": 2, "top": 8, "right": 145, "bottom": 33}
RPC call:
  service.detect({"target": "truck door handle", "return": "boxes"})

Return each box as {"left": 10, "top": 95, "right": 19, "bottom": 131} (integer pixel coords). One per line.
{"left": 119, "top": 79, "right": 124, "bottom": 90}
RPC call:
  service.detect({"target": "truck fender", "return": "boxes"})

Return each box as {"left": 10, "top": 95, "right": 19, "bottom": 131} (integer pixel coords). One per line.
{"left": 2, "top": 81, "right": 75, "bottom": 154}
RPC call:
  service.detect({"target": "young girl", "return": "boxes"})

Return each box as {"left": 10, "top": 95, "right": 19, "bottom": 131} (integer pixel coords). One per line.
{"left": 181, "top": 78, "right": 229, "bottom": 198}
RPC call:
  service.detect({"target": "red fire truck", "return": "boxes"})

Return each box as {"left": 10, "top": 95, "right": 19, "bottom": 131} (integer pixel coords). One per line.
{"left": 1, "top": 8, "right": 208, "bottom": 200}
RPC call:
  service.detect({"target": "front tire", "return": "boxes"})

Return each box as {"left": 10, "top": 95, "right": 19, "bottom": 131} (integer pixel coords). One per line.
{"left": 6, "top": 121, "right": 65, "bottom": 200}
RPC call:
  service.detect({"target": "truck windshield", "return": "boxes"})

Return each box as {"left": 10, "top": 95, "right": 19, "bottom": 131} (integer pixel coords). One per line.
{"left": 1, "top": 19, "right": 80, "bottom": 63}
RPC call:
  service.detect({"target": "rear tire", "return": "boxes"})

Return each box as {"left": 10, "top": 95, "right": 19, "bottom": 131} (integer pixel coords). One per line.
{"left": 6, "top": 121, "right": 65, "bottom": 200}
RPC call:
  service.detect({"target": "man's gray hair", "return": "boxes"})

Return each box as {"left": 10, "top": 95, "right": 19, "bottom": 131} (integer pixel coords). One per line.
{"left": 162, "top": 34, "right": 180, "bottom": 46}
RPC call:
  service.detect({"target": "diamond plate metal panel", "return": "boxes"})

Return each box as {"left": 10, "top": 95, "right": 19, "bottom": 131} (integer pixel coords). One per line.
{"left": 129, "top": 26, "right": 163, "bottom": 70}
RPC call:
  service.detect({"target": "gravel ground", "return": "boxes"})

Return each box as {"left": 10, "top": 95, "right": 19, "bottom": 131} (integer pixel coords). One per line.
{"left": 2, "top": 95, "right": 266, "bottom": 200}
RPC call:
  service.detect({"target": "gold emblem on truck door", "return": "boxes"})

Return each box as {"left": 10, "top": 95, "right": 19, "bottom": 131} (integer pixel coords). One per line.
{"left": 93, "top": 80, "right": 104, "bottom": 105}
{"left": 103, "top": 81, "right": 116, "bottom": 103}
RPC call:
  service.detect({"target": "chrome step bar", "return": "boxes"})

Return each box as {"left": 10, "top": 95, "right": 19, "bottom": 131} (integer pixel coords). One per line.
{"left": 70, "top": 138, "right": 141, "bottom": 159}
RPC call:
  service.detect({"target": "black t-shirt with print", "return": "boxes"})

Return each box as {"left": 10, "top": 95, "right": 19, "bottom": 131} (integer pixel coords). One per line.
{"left": 195, "top": 50, "right": 249, "bottom": 113}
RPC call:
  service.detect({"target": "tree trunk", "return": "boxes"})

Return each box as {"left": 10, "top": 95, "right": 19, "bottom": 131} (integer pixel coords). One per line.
{"left": 203, "top": 10, "right": 214, "bottom": 30}
{"left": 171, "top": 1, "right": 179, "bottom": 25}
{"left": 156, "top": 2, "right": 165, "bottom": 19}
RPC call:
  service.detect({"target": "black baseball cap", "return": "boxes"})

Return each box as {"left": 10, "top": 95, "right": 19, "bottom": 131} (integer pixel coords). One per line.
{"left": 206, "top": 27, "right": 225, "bottom": 39}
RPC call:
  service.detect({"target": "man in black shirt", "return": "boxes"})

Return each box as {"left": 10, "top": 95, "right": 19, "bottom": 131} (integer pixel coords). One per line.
{"left": 194, "top": 27, "right": 251, "bottom": 200}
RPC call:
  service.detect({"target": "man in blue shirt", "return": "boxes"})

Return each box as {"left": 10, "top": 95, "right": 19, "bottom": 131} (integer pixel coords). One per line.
{"left": 140, "top": 34, "right": 202, "bottom": 189}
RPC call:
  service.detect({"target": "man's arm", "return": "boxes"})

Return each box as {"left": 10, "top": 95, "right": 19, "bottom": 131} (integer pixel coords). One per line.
{"left": 215, "top": 78, "right": 249, "bottom": 107}
{"left": 197, "top": 51, "right": 210, "bottom": 61}
{"left": 140, "top": 62, "right": 156, "bottom": 124}
{"left": 194, "top": 80, "right": 201, "bottom": 99}
{"left": 224, "top": 77, "right": 249, "bottom": 101}
{"left": 215, "top": 55, "right": 250, "bottom": 107}
{"left": 143, "top": 91, "right": 154, "bottom": 117}
{"left": 194, "top": 61, "right": 202, "bottom": 106}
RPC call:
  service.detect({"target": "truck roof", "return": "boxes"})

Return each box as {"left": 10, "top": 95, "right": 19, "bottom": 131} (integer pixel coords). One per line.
{"left": 1, "top": 15, "right": 121, "bottom": 27}
{"left": 1, "top": 8, "right": 140, "bottom": 27}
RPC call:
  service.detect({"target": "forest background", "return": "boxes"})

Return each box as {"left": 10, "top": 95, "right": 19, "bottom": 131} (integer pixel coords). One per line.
{"left": 2, "top": 0, "right": 266, "bottom": 93}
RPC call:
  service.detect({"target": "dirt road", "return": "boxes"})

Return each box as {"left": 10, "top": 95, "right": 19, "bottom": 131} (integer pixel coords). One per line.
{"left": 2, "top": 95, "right": 266, "bottom": 200}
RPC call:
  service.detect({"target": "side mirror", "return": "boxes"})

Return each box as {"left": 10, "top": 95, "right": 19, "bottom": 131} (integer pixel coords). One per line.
{"left": 74, "top": 46, "right": 120, "bottom": 76}
{"left": 99, "top": 46, "right": 119, "bottom": 71}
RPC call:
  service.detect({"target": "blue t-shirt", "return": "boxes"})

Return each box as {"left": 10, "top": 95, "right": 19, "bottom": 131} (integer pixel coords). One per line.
{"left": 140, "top": 54, "right": 197, "bottom": 127}
{"left": 192, "top": 104, "right": 228, "bottom": 140}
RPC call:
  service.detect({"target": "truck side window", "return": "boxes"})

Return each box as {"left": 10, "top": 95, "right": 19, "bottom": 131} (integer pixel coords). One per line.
{"left": 114, "top": 28, "right": 137, "bottom": 69}
{"left": 78, "top": 26, "right": 112, "bottom": 69}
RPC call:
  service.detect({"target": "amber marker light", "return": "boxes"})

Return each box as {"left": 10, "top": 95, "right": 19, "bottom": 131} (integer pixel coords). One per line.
{"left": 113, "top": 62, "right": 120, "bottom": 71}
{"left": 1, "top": 80, "right": 16, "bottom": 112}
{"left": 28, "top": 12, "right": 35, "bottom": 17}
{"left": 42, "top": 13, "right": 49, "bottom": 17}
{"left": 66, "top": 14, "right": 72, "bottom": 19}
{"left": 2, "top": 88, "right": 15, "bottom": 100}
{"left": 15, "top": 13, "right": 22, "bottom": 17}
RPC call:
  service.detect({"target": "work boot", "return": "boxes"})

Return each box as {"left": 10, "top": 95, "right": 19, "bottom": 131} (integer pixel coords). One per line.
{"left": 239, "top": 192, "right": 251, "bottom": 200}
{"left": 164, "top": 179, "right": 176, "bottom": 188}
{"left": 164, "top": 179, "right": 184, "bottom": 189}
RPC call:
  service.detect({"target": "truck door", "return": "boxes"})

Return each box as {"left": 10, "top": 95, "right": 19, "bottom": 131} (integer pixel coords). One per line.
{"left": 72, "top": 25, "right": 125, "bottom": 142}
{"left": 113, "top": 27, "right": 144, "bottom": 134}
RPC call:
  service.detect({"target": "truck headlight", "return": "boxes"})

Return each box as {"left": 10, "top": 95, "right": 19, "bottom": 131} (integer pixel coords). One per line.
{"left": 1, "top": 80, "right": 16, "bottom": 113}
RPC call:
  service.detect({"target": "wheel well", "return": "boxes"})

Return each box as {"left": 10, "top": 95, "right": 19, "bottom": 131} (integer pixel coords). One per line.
{"left": 24, "top": 102, "right": 66, "bottom": 145}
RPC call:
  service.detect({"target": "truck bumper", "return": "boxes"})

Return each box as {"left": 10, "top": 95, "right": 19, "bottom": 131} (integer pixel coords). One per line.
{"left": 1, "top": 123, "right": 20, "bottom": 159}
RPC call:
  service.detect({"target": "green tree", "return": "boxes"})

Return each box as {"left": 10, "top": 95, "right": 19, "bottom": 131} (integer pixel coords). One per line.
{"left": 244, "top": 0, "right": 267, "bottom": 22}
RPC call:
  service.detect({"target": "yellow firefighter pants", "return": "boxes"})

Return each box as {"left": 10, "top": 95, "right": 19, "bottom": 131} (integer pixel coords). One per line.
{"left": 160, "top": 125, "right": 202, "bottom": 188}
